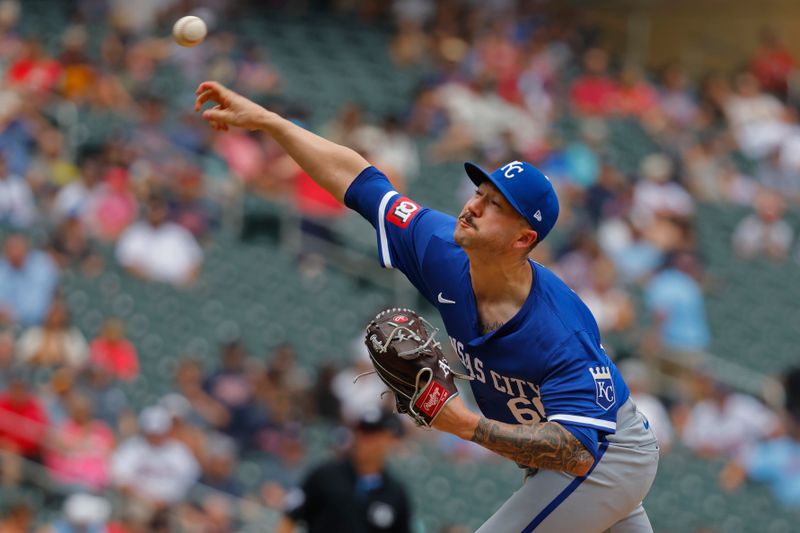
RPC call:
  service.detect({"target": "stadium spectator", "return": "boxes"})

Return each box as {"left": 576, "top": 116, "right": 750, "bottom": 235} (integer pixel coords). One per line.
{"left": 578, "top": 257, "right": 634, "bottom": 334}
{"left": 173, "top": 357, "right": 230, "bottom": 432}
{"left": 110, "top": 405, "right": 200, "bottom": 507}
{"left": 631, "top": 154, "right": 695, "bottom": 231}
{"left": 89, "top": 318, "right": 139, "bottom": 382}
{"left": 279, "top": 409, "right": 411, "bottom": 533}
{"left": 644, "top": 252, "right": 710, "bottom": 355}
{"left": 570, "top": 48, "right": 618, "bottom": 116}
{"left": 370, "top": 115, "right": 420, "bottom": 183}
{"left": 160, "top": 392, "right": 207, "bottom": 462}
{"left": 264, "top": 344, "right": 310, "bottom": 401}
{"left": 58, "top": 24, "right": 96, "bottom": 103}
{"left": 599, "top": 218, "right": 664, "bottom": 285}
{"left": 236, "top": 41, "right": 282, "bottom": 97}
{"left": 43, "top": 493, "right": 112, "bottom": 533}
{"left": 48, "top": 215, "right": 105, "bottom": 276}
{"left": 7, "top": 38, "right": 61, "bottom": 94}
{"left": 0, "top": 373, "right": 47, "bottom": 485}
{"left": 203, "top": 341, "right": 260, "bottom": 448}
{"left": 683, "top": 137, "right": 758, "bottom": 204}
{"left": 321, "top": 103, "right": 367, "bottom": 149}
{"left": 0, "top": 151, "right": 35, "bottom": 228}
{"left": 198, "top": 433, "right": 243, "bottom": 497}
{"left": 16, "top": 299, "right": 89, "bottom": 369}
{"left": 540, "top": 119, "right": 606, "bottom": 191}
{"left": 44, "top": 393, "right": 115, "bottom": 492}
{"left": 554, "top": 233, "right": 603, "bottom": 293}
{"left": 39, "top": 368, "right": 78, "bottom": 426}
{"left": 681, "top": 372, "right": 780, "bottom": 458}
{"left": 79, "top": 365, "right": 131, "bottom": 433}
{"left": 116, "top": 194, "right": 203, "bottom": 286}
{"left": 732, "top": 188, "right": 793, "bottom": 261}
{"left": 431, "top": 75, "right": 542, "bottom": 162}
{"left": 168, "top": 168, "right": 217, "bottom": 241}
{"left": 616, "top": 65, "right": 659, "bottom": 119}
{"left": 724, "top": 71, "right": 790, "bottom": 160}
{"left": 0, "top": 233, "right": 59, "bottom": 327}
{"left": 27, "top": 127, "right": 79, "bottom": 192}
{"left": 750, "top": 27, "right": 796, "bottom": 99}
{"left": 52, "top": 148, "right": 103, "bottom": 223}
{"left": 389, "top": 18, "right": 430, "bottom": 67}
{"left": 90, "top": 166, "right": 138, "bottom": 242}
{"left": 657, "top": 63, "right": 699, "bottom": 130}
{"left": 212, "top": 128, "right": 266, "bottom": 185}
{"left": 406, "top": 85, "right": 449, "bottom": 137}
{"left": 259, "top": 425, "right": 307, "bottom": 493}
{"left": 257, "top": 346, "right": 312, "bottom": 443}
{"left": 720, "top": 368, "right": 800, "bottom": 506}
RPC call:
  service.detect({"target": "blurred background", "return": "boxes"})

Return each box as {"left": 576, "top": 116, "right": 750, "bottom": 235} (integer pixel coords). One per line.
{"left": 0, "top": 0, "right": 799, "bottom": 531}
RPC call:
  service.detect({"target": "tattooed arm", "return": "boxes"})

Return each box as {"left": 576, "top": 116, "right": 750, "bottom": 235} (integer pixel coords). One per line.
{"left": 470, "top": 417, "right": 594, "bottom": 477}
{"left": 433, "top": 397, "right": 594, "bottom": 477}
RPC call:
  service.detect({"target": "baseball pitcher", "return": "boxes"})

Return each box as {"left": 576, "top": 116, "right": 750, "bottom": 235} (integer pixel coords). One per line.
{"left": 195, "top": 81, "right": 659, "bottom": 533}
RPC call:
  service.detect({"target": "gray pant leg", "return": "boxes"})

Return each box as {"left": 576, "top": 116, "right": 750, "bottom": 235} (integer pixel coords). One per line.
{"left": 475, "top": 469, "right": 576, "bottom": 533}
{"left": 609, "top": 504, "right": 653, "bottom": 533}
{"left": 476, "top": 400, "right": 659, "bottom": 533}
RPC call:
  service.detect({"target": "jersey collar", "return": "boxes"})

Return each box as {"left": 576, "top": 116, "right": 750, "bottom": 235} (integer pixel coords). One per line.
{"left": 465, "top": 260, "right": 538, "bottom": 346}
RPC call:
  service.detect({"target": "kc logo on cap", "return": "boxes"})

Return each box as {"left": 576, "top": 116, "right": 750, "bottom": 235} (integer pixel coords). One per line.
{"left": 501, "top": 161, "right": 524, "bottom": 179}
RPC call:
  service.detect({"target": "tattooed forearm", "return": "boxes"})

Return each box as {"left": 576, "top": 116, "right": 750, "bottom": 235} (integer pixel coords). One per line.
{"left": 470, "top": 418, "right": 594, "bottom": 477}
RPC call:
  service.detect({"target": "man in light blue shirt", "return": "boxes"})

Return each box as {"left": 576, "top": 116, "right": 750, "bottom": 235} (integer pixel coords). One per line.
{"left": 0, "top": 234, "right": 59, "bottom": 327}
{"left": 645, "top": 251, "right": 710, "bottom": 353}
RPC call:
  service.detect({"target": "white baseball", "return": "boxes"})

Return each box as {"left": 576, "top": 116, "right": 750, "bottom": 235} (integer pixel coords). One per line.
{"left": 173, "top": 16, "right": 207, "bottom": 47}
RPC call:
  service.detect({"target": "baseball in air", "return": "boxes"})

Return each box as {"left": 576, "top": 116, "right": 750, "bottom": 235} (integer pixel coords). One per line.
{"left": 173, "top": 16, "right": 207, "bottom": 47}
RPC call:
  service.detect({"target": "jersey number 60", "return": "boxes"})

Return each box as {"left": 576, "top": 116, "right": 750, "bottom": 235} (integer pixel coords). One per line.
{"left": 507, "top": 396, "right": 545, "bottom": 424}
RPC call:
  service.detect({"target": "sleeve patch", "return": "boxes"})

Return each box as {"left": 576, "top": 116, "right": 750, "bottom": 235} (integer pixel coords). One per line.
{"left": 386, "top": 197, "right": 421, "bottom": 228}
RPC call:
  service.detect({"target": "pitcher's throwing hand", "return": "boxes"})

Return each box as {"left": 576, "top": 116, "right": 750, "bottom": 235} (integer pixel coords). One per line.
{"left": 194, "top": 81, "right": 272, "bottom": 131}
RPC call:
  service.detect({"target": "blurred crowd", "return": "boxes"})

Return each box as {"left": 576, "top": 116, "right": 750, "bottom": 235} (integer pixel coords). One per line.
{"left": 0, "top": 0, "right": 799, "bottom": 531}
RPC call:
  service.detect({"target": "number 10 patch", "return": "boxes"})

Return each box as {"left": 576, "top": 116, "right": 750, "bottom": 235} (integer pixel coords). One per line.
{"left": 386, "top": 196, "right": 421, "bottom": 228}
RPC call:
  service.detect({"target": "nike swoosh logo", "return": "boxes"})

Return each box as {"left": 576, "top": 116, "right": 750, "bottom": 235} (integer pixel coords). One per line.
{"left": 643, "top": 418, "right": 650, "bottom": 430}
{"left": 437, "top": 292, "right": 456, "bottom": 304}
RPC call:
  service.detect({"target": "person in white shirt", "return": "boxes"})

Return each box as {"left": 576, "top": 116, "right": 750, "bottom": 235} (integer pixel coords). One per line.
{"left": 732, "top": 188, "right": 793, "bottom": 261}
{"left": 681, "top": 372, "right": 780, "bottom": 458}
{"left": 116, "top": 195, "right": 203, "bottom": 285}
{"left": 724, "top": 72, "right": 790, "bottom": 160}
{"left": 52, "top": 150, "right": 103, "bottom": 223}
{"left": 16, "top": 298, "right": 88, "bottom": 368}
{"left": 331, "top": 338, "right": 393, "bottom": 424}
{"left": 111, "top": 405, "right": 200, "bottom": 506}
{"left": 631, "top": 153, "right": 694, "bottom": 231}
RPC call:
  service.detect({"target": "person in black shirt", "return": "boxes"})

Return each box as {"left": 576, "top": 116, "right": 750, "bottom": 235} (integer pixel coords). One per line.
{"left": 277, "top": 409, "right": 412, "bottom": 533}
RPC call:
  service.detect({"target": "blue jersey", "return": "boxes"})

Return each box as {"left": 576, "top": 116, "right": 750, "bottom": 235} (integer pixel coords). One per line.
{"left": 344, "top": 167, "right": 630, "bottom": 458}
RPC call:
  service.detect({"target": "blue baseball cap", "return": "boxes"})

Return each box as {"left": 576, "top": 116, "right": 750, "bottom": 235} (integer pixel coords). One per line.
{"left": 464, "top": 160, "right": 560, "bottom": 242}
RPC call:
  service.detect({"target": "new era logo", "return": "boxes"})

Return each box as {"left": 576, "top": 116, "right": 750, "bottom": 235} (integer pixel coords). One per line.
{"left": 533, "top": 210, "right": 542, "bottom": 222}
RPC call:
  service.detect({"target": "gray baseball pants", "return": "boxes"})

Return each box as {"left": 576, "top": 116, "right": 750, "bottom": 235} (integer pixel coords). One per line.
{"left": 476, "top": 399, "right": 659, "bottom": 533}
